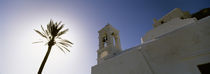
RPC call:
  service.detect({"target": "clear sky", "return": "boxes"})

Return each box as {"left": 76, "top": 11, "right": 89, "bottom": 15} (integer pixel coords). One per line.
{"left": 0, "top": 0, "right": 209, "bottom": 74}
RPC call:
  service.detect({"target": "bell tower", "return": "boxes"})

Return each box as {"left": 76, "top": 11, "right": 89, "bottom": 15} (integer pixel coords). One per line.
{"left": 97, "top": 24, "right": 122, "bottom": 64}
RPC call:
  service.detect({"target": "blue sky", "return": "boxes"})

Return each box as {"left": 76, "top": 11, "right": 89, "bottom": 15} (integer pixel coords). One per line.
{"left": 0, "top": 0, "right": 209, "bottom": 74}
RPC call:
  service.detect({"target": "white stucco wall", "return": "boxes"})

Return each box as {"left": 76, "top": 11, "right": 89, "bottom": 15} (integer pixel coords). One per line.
{"left": 92, "top": 45, "right": 153, "bottom": 74}
{"left": 92, "top": 16, "right": 210, "bottom": 74}
{"left": 142, "top": 17, "right": 197, "bottom": 42}
{"left": 141, "top": 16, "right": 210, "bottom": 74}
{"left": 153, "top": 8, "right": 191, "bottom": 27}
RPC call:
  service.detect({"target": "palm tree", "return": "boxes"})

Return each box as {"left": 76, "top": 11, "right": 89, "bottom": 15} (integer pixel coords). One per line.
{"left": 34, "top": 20, "right": 73, "bottom": 74}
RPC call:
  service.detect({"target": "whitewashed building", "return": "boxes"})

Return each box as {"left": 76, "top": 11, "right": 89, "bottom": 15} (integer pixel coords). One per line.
{"left": 91, "top": 8, "right": 210, "bottom": 74}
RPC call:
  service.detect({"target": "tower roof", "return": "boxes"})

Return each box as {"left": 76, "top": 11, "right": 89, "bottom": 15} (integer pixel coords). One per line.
{"left": 98, "top": 24, "right": 119, "bottom": 33}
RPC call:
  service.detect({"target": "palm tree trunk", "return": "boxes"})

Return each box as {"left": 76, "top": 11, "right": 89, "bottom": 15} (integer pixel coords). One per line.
{"left": 38, "top": 44, "right": 53, "bottom": 74}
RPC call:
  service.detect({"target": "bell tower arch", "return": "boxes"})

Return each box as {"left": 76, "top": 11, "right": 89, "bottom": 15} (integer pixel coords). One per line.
{"left": 97, "top": 24, "right": 122, "bottom": 64}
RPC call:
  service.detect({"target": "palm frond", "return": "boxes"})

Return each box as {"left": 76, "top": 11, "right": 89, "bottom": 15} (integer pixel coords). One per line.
{"left": 32, "top": 41, "right": 44, "bottom": 44}
{"left": 56, "top": 37, "right": 73, "bottom": 44}
{"left": 41, "top": 25, "right": 45, "bottom": 33}
{"left": 57, "top": 29, "right": 69, "bottom": 37}
{"left": 61, "top": 46, "right": 70, "bottom": 52}
{"left": 34, "top": 20, "right": 73, "bottom": 54}
{"left": 57, "top": 24, "right": 64, "bottom": 32}
{"left": 34, "top": 29, "right": 47, "bottom": 38}
{"left": 56, "top": 42, "right": 71, "bottom": 53}
{"left": 56, "top": 45, "right": 66, "bottom": 53}
{"left": 56, "top": 37, "right": 73, "bottom": 47}
{"left": 62, "top": 39, "right": 73, "bottom": 44}
{"left": 45, "top": 30, "right": 50, "bottom": 40}
{"left": 58, "top": 42, "right": 72, "bottom": 47}
{"left": 41, "top": 25, "right": 49, "bottom": 37}
{"left": 47, "top": 24, "right": 52, "bottom": 35}
{"left": 58, "top": 21, "right": 62, "bottom": 26}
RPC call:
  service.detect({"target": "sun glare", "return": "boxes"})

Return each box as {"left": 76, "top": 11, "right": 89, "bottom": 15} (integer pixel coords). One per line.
{"left": 2, "top": 4, "right": 94, "bottom": 73}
